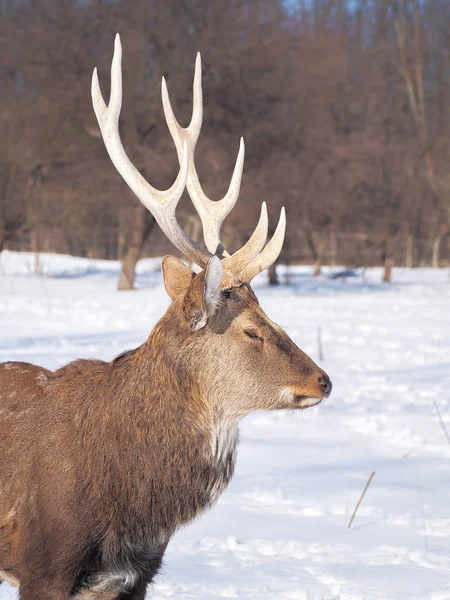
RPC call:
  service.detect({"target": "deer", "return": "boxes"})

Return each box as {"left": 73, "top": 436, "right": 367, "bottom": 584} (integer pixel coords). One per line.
{"left": 0, "top": 35, "right": 332, "bottom": 600}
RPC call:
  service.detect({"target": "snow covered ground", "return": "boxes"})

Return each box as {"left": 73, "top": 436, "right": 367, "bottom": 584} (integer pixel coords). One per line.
{"left": 1, "top": 250, "right": 450, "bottom": 600}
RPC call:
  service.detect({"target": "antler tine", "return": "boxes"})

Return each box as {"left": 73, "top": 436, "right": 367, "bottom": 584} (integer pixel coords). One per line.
{"left": 92, "top": 34, "right": 211, "bottom": 269}
{"left": 162, "top": 54, "right": 251, "bottom": 257}
{"left": 239, "top": 208, "right": 286, "bottom": 283}
{"left": 221, "top": 202, "right": 268, "bottom": 273}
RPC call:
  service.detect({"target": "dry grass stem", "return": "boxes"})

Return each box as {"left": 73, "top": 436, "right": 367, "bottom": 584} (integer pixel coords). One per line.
{"left": 348, "top": 471, "right": 376, "bottom": 529}
{"left": 433, "top": 401, "right": 450, "bottom": 446}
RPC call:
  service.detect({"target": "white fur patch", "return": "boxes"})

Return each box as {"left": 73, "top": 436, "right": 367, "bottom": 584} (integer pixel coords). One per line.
{"left": 281, "top": 388, "right": 322, "bottom": 408}
{"left": 280, "top": 389, "right": 294, "bottom": 402}
{"left": 207, "top": 420, "right": 239, "bottom": 505}
{"left": 0, "top": 570, "right": 19, "bottom": 587}
{"left": 192, "top": 256, "right": 224, "bottom": 331}
{"left": 204, "top": 256, "right": 223, "bottom": 311}
{"left": 73, "top": 570, "right": 138, "bottom": 599}
{"left": 211, "top": 420, "right": 239, "bottom": 463}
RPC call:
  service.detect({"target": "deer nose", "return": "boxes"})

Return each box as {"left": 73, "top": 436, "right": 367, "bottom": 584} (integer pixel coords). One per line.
{"left": 319, "top": 374, "right": 332, "bottom": 397}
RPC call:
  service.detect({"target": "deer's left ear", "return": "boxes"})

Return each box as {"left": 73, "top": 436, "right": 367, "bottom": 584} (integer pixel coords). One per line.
{"left": 183, "top": 256, "right": 223, "bottom": 331}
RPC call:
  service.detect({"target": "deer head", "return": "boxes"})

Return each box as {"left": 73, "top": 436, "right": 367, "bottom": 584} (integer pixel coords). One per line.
{"left": 92, "top": 35, "right": 332, "bottom": 422}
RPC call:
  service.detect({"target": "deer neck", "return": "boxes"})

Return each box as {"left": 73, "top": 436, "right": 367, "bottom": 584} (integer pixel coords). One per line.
{"left": 136, "top": 317, "right": 240, "bottom": 486}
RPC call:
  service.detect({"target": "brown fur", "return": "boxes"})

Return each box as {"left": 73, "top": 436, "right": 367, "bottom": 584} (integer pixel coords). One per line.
{"left": 0, "top": 259, "right": 331, "bottom": 599}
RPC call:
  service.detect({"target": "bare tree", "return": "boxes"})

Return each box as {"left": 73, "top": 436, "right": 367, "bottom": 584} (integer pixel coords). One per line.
{"left": 1, "top": 0, "right": 450, "bottom": 273}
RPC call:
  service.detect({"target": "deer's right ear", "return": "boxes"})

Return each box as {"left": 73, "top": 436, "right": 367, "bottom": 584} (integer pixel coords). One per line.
{"left": 162, "top": 256, "right": 195, "bottom": 301}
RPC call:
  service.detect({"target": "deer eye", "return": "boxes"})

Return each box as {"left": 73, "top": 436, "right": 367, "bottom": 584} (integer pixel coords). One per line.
{"left": 244, "top": 329, "right": 264, "bottom": 344}
{"left": 222, "top": 289, "right": 236, "bottom": 301}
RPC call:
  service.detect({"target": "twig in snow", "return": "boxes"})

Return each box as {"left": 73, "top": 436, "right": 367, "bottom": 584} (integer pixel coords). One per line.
{"left": 433, "top": 401, "right": 450, "bottom": 446}
{"left": 402, "top": 448, "right": 417, "bottom": 459}
{"left": 348, "top": 471, "right": 376, "bottom": 528}
{"left": 317, "top": 326, "right": 324, "bottom": 362}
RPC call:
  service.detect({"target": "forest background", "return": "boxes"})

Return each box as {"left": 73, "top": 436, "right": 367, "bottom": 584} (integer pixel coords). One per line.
{"left": 1, "top": 0, "right": 449, "bottom": 288}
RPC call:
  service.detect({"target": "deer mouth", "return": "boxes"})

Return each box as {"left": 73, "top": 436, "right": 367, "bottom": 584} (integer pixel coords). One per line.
{"left": 293, "top": 395, "right": 323, "bottom": 408}
{"left": 280, "top": 389, "right": 325, "bottom": 408}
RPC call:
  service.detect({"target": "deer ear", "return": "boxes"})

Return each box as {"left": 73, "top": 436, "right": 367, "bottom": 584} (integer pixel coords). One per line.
{"left": 162, "top": 256, "right": 195, "bottom": 301}
{"left": 183, "top": 256, "right": 223, "bottom": 331}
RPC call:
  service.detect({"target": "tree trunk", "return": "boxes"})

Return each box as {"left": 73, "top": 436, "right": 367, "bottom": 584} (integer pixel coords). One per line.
{"left": 283, "top": 239, "right": 291, "bottom": 285}
{"left": 329, "top": 229, "right": 337, "bottom": 266}
{"left": 117, "top": 208, "right": 127, "bottom": 261}
{"left": 306, "top": 231, "right": 322, "bottom": 277}
{"left": 382, "top": 238, "right": 393, "bottom": 282}
{"left": 405, "top": 233, "right": 413, "bottom": 268}
{"left": 383, "top": 258, "right": 393, "bottom": 283}
{"left": 117, "top": 230, "right": 126, "bottom": 262}
{"left": 432, "top": 235, "right": 442, "bottom": 268}
{"left": 394, "top": 2, "right": 446, "bottom": 234}
{"left": 268, "top": 262, "right": 279, "bottom": 285}
{"left": 31, "top": 230, "right": 41, "bottom": 275}
{"left": 117, "top": 204, "right": 155, "bottom": 291}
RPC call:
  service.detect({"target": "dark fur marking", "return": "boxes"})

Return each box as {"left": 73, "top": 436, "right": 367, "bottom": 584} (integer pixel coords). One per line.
{"left": 112, "top": 348, "right": 139, "bottom": 365}
{"left": 209, "top": 288, "right": 247, "bottom": 334}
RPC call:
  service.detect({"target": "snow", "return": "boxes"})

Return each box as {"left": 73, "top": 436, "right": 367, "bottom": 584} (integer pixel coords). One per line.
{"left": 1, "top": 250, "right": 450, "bottom": 599}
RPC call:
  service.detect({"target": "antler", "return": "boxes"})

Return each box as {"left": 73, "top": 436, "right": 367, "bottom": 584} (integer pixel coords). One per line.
{"left": 162, "top": 55, "right": 268, "bottom": 269}
{"left": 161, "top": 53, "right": 285, "bottom": 282}
{"left": 91, "top": 34, "right": 211, "bottom": 269}
{"left": 239, "top": 207, "right": 286, "bottom": 282}
{"left": 92, "top": 35, "right": 286, "bottom": 285}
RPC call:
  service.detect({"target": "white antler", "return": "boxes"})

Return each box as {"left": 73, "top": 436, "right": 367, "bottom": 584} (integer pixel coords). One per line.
{"left": 239, "top": 207, "right": 286, "bottom": 282}
{"left": 162, "top": 54, "right": 248, "bottom": 257}
{"left": 162, "top": 54, "right": 270, "bottom": 270}
{"left": 161, "top": 53, "right": 285, "bottom": 282}
{"left": 92, "top": 36, "right": 286, "bottom": 284}
{"left": 92, "top": 34, "right": 211, "bottom": 269}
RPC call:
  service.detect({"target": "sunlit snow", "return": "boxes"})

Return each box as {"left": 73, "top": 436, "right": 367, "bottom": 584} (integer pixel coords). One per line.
{"left": 1, "top": 251, "right": 449, "bottom": 599}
